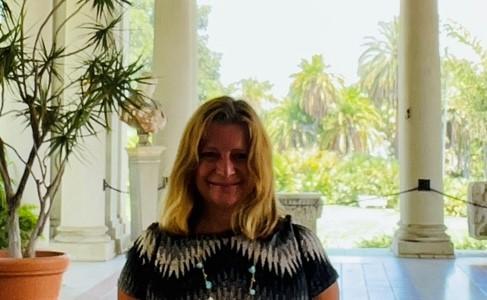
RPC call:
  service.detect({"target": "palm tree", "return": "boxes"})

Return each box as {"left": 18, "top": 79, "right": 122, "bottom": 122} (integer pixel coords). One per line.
{"left": 320, "top": 87, "right": 383, "bottom": 154}
{"left": 443, "top": 21, "right": 487, "bottom": 178}
{"left": 358, "top": 18, "right": 399, "bottom": 156}
{"left": 290, "top": 54, "right": 343, "bottom": 121}
{"left": 234, "top": 78, "right": 276, "bottom": 114}
{"left": 197, "top": 5, "right": 227, "bottom": 102}
{"left": 264, "top": 97, "right": 315, "bottom": 151}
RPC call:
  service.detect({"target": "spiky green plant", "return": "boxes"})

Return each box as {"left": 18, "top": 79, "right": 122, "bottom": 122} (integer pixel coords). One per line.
{"left": 0, "top": 0, "right": 150, "bottom": 258}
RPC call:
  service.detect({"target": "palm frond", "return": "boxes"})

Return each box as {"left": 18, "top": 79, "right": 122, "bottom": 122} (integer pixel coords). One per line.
{"left": 77, "top": 0, "right": 131, "bottom": 19}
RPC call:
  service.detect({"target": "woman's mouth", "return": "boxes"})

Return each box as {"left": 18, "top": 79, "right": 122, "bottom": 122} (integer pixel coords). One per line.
{"left": 208, "top": 181, "right": 240, "bottom": 187}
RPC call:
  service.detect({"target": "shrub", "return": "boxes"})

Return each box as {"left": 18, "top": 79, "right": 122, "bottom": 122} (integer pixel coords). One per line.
{"left": 331, "top": 154, "right": 399, "bottom": 207}
{"left": 355, "top": 234, "right": 487, "bottom": 250}
{"left": 0, "top": 205, "right": 37, "bottom": 252}
{"left": 443, "top": 175, "right": 468, "bottom": 217}
{"left": 0, "top": 178, "right": 37, "bottom": 251}
{"left": 452, "top": 236, "right": 487, "bottom": 250}
{"left": 355, "top": 234, "right": 393, "bottom": 248}
{"left": 274, "top": 150, "right": 399, "bottom": 207}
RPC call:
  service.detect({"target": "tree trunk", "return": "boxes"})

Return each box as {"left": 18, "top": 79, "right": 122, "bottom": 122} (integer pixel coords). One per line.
{"left": 7, "top": 209, "right": 22, "bottom": 258}
{"left": 483, "top": 143, "right": 487, "bottom": 179}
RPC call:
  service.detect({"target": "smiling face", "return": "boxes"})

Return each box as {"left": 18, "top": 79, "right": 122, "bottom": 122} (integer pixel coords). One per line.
{"left": 195, "top": 122, "right": 252, "bottom": 212}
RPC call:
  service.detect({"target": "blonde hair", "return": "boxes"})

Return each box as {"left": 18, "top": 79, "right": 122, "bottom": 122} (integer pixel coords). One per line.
{"left": 160, "top": 96, "right": 279, "bottom": 239}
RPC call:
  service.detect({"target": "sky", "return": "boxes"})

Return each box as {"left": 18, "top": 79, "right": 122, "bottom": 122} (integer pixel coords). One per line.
{"left": 199, "top": 0, "right": 487, "bottom": 98}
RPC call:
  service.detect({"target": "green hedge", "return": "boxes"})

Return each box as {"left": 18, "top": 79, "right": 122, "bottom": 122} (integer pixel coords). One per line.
{"left": 355, "top": 234, "right": 487, "bottom": 250}
{"left": 0, "top": 180, "right": 38, "bottom": 251}
{"left": 274, "top": 150, "right": 471, "bottom": 216}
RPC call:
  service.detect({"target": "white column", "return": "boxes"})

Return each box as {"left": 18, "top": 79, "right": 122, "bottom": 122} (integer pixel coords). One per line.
{"left": 104, "top": 2, "right": 133, "bottom": 254}
{"left": 49, "top": 1, "right": 115, "bottom": 261}
{"left": 105, "top": 117, "right": 131, "bottom": 254}
{"left": 393, "top": 0, "right": 453, "bottom": 257}
{"left": 152, "top": 0, "right": 198, "bottom": 181}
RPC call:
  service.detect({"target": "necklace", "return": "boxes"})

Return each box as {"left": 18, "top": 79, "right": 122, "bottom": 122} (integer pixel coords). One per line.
{"left": 196, "top": 261, "right": 256, "bottom": 300}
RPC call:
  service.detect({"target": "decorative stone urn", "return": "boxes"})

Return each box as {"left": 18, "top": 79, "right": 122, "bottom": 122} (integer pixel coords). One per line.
{"left": 277, "top": 192, "right": 323, "bottom": 233}
{"left": 467, "top": 181, "right": 487, "bottom": 239}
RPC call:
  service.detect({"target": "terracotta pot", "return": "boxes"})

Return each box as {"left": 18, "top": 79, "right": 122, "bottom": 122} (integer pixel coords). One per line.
{"left": 0, "top": 250, "right": 69, "bottom": 300}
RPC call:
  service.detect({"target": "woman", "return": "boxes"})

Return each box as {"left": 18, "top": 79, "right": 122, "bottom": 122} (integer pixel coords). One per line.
{"left": 118, "top": 96, "right": 339, "bottom": 299}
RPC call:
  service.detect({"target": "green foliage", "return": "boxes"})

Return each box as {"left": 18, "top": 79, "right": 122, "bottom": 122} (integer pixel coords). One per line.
{"left": 0, "top": 203, "right": 37, "bottom": 251}
{"left": 0, "top": 0, "right": 150, "bottom": 257}
{"left": 128, "top": 0, "right": 155, "bottom": 74}
{"left": 443, "top": 21, "right": 487, "bottom": 180}
{"left": 126, "top": 127, "right": 153, "bottom": 149}
{"left": 358, "top": 18, "right": 399, "bottom": 157}
{"left": 0, "top": 178, "right": 4, "bottom": 209}
{"left": 127, "top": 2, "right": 228, "bottom": 104}
{"left": 355, "top": 234, "right": 392, "bottom": 248}
{"left": 443, "top": 175, "right": 468, "bottom": 217}
{"left": 126, "top": 128, "right": 139, "bottom": 149}
{"left": 290, "top": 55, "right": 343, "bottom": 121}
{"left": 265, "top": 97, "right": 316, "bottom": 150}
{"left": 330, "top": 154, "right": 399, "bottom": 207}
{"left": 452, "top": 237, "right": 487, "bottom": 250}
{"left": 320, "top": 86, "right": 383, "bottom": 154}
{"left": 355, "top": 234, "right": 487, "bottom": 250}
{"left": 273, "top": 148, "right": 338, "bottom": 197}
{"left": 197, "top": 5, "right": 227, "bottom": 101}
{"left": 273, "top": 151, "right": 399, "bottom": 207}
{"left": 232, "top": 78, "right": 276, "bottom": 114}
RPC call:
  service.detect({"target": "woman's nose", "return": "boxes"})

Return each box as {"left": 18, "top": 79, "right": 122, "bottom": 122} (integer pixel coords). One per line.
{"left": 216, "top": 156, "right": 236, "bottom": 177}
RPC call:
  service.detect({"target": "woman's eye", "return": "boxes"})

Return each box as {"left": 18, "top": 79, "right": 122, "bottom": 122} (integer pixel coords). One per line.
{"left": 200, "top": 152, "right": 219, "bottom": 160}
{"left": 233, "top": 153, "right": 248, "bottom": 161}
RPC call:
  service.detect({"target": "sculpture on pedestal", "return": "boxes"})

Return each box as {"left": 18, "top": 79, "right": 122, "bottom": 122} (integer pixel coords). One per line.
{"left": 120, "top": 74, "right": 166, "bottom": 145}
{"left": 120, "top": 74, "right": 167, "bottom": 240}
{"left": 468, "top": 182, "right": 487, "bottom": 239}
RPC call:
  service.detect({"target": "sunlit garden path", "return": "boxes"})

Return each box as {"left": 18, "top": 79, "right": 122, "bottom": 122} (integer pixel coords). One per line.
{"left": 317, "top": 205, "right": 472, "bottom": 249}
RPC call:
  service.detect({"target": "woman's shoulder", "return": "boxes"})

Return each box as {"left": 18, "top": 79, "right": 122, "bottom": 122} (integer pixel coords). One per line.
{"left": 276, "top": 215, "right": 328, "bottom": 262}
{"left": 130, "top": 223, "right": 162, "bottom": 260}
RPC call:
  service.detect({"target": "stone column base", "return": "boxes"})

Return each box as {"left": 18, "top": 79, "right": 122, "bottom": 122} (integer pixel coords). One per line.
{"left": 115, "top": 233, "right": 133, "bottom": 253}
{"left": 392, "top": 224, "right": 454, "bottom": 258}
{"left": 50, "top": 226, "right": 116, "bottom": 261}
{"left": 107, "top": 221, "right": 131, "bottom": 254}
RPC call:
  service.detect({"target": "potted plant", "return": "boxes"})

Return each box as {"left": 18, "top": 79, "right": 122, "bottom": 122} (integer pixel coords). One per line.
{"left": 0, "top": 0, "right": 150, "bottom": 298}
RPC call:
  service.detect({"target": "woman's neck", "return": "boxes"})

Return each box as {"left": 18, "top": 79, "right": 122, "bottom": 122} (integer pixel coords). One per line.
{"left": 195, "top": 206, "right": 234, "bottom": 234}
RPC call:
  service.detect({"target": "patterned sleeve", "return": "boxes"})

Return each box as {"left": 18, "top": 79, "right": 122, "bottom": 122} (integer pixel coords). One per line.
{"left": 294, "top": 224, "right": 338, "bottom": 297}
{"left": 117, "top": 223, "right": 160, "bottom": 298}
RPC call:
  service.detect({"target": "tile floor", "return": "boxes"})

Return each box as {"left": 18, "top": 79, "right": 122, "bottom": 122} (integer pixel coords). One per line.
{"left": 329, "top": 249, "right": 487, "bottom": 300}
{"left": 60, "top": 249, "right": 487, "bottom": 300}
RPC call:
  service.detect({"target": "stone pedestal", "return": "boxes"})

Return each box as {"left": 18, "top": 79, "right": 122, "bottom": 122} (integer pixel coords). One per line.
{"left": 127, "top": 145, "right": 165, "bottom": 241}
{"left": 277, "top": 192, "right": 323, "bottom": 233}
{"left": 467, "top": 182, "right": 487, "bottom": 239}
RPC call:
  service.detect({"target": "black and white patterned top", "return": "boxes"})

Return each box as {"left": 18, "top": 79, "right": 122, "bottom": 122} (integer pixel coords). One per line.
{"left": 118, "top": 216, "right": 338, "bottom": 300}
